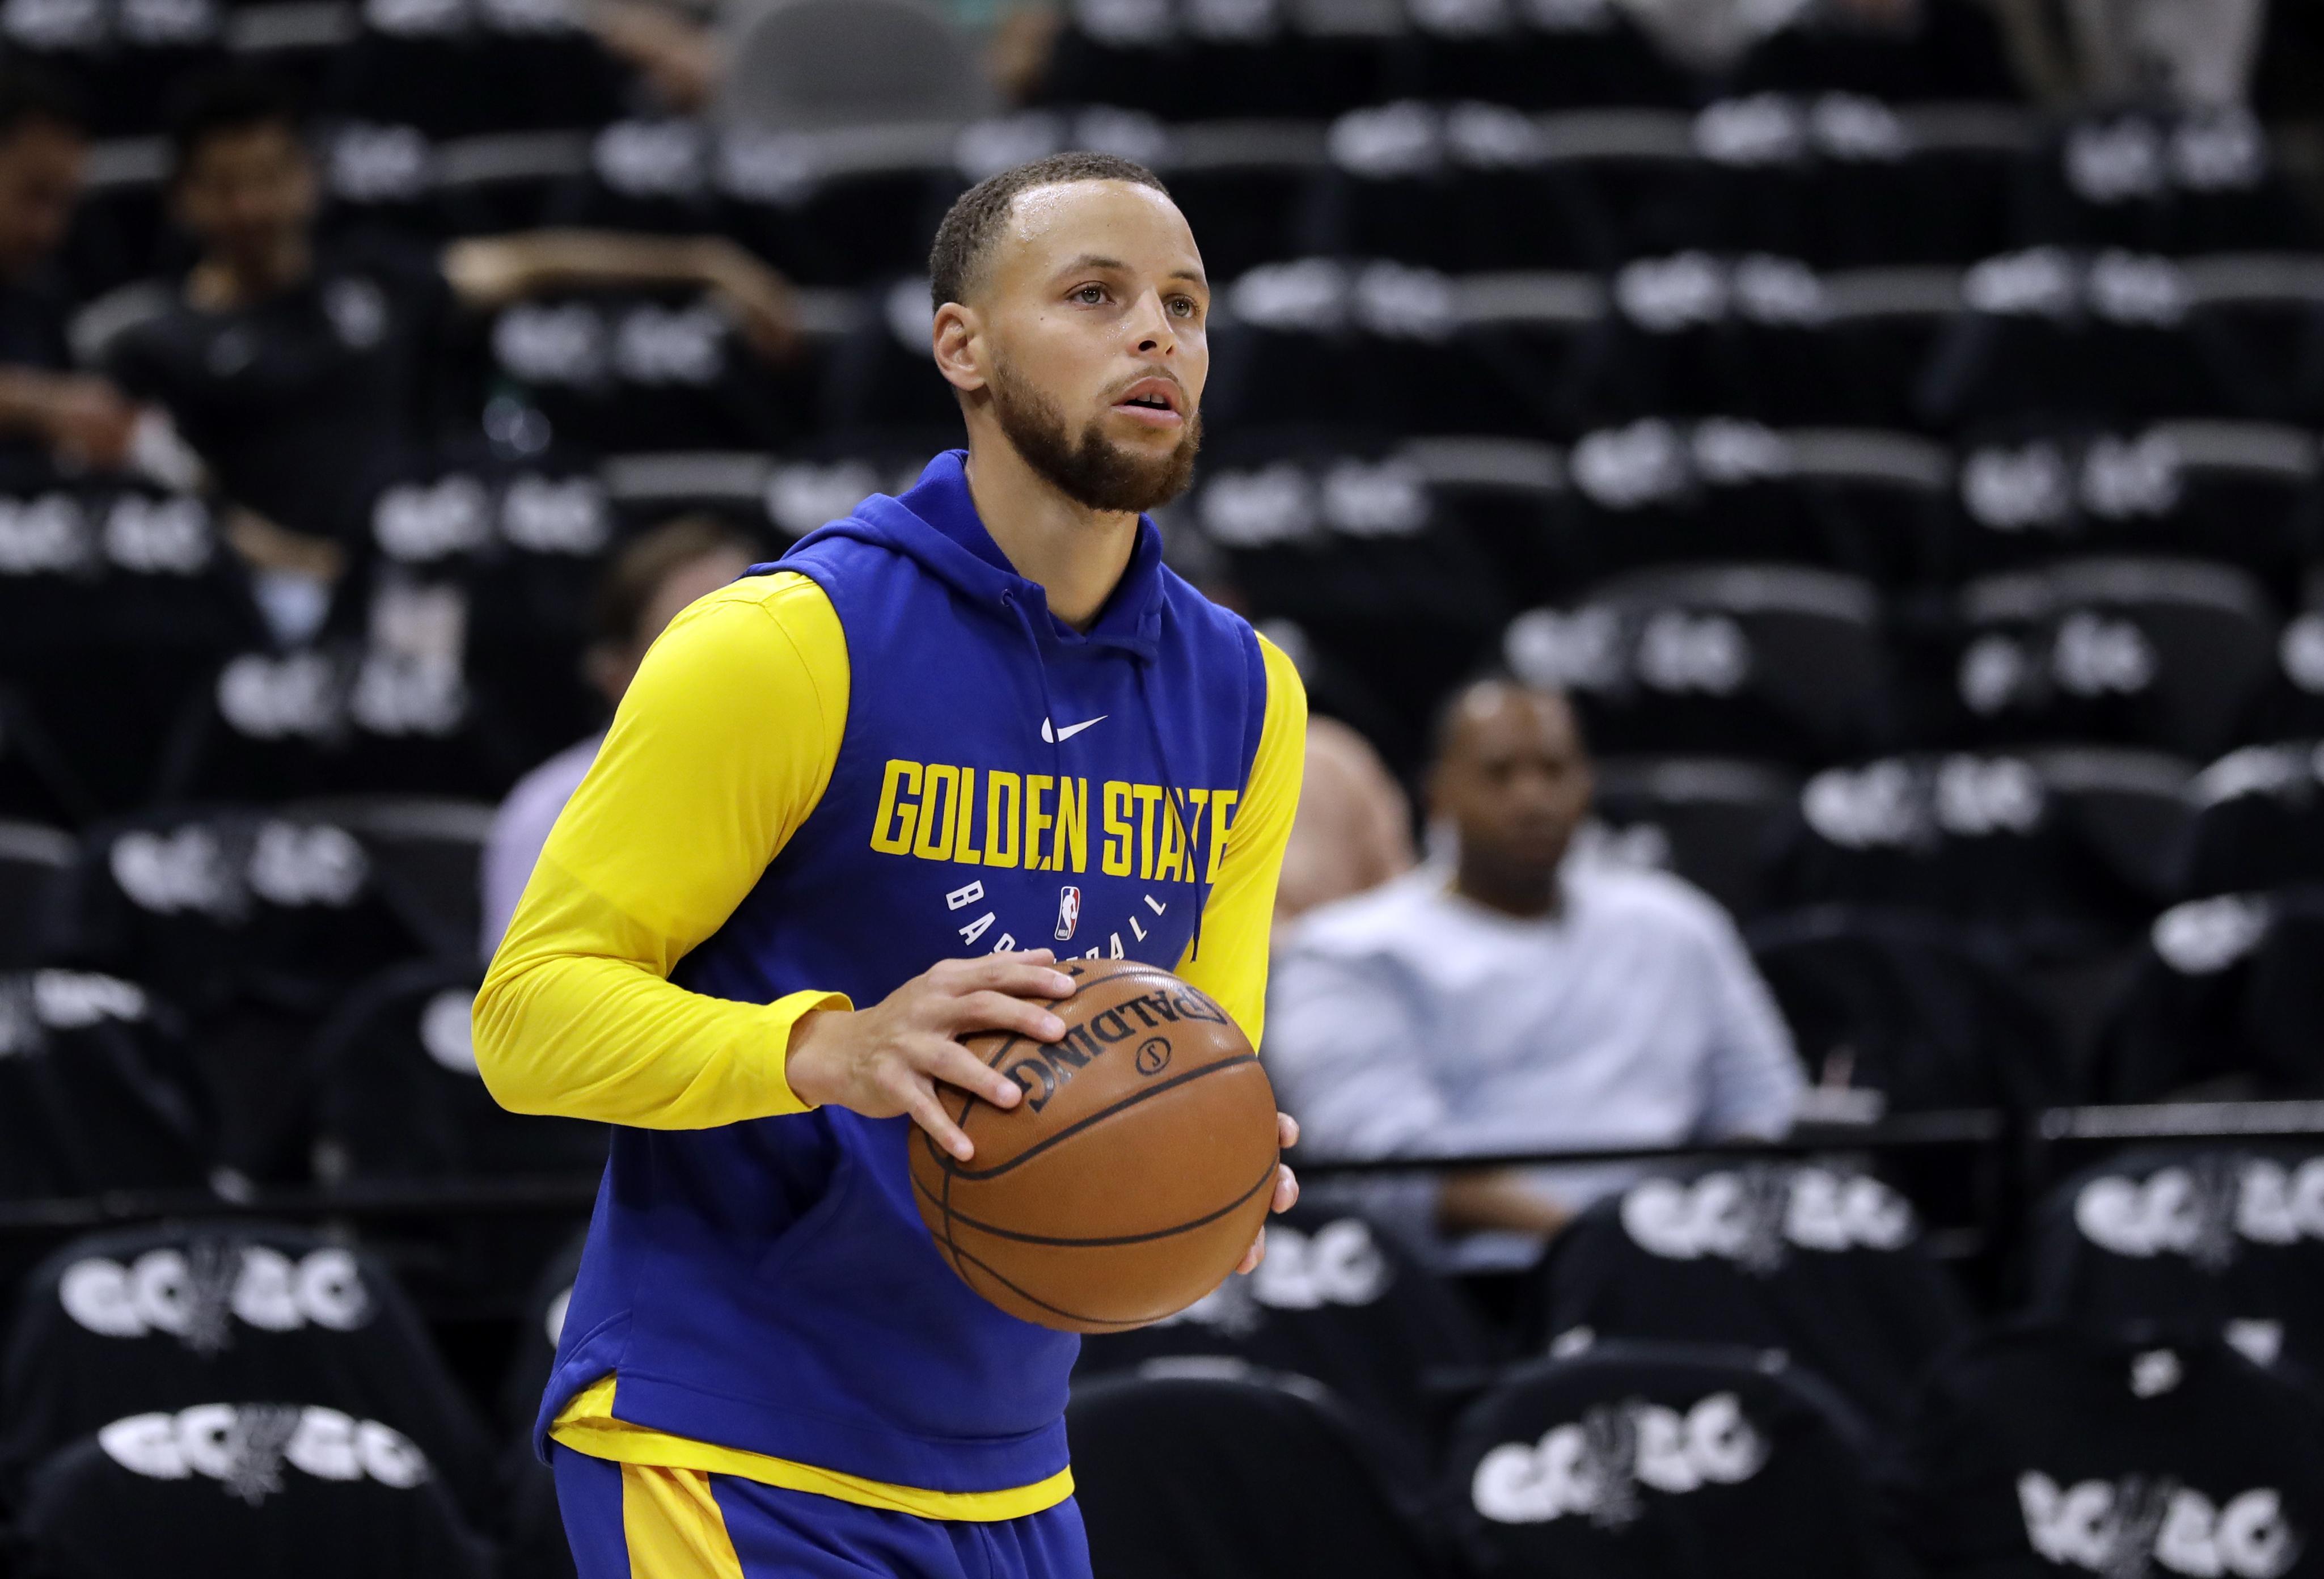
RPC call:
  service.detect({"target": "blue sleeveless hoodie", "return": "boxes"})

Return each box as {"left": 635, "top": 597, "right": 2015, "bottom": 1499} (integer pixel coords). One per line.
{"left": 533, "top": 452, "right": 1270, "bottom": 1493}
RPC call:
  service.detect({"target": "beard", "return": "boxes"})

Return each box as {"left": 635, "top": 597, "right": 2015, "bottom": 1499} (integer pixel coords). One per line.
{"left": 987, "top": 356, "right": 1202, "bottom": 514}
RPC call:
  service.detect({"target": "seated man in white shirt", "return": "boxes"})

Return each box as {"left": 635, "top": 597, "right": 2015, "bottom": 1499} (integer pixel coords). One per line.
{"left": 1266, "top": 675, "right": 1805, "bottom": 1265}
{"left": 478, "top": 516, "right": 758, "bottom": 955}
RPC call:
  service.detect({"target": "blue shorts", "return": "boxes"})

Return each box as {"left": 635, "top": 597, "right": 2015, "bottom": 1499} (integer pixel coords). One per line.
{"left": 551, "top": 1445, "right": 1094, "bottom": 1579}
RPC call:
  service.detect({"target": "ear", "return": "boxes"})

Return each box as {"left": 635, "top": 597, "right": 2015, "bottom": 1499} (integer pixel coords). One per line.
{"left": 932, "top": 301, "right": 987, "bottom": 395}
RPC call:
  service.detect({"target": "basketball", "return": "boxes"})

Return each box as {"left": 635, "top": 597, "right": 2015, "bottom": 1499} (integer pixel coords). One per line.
{"left": 909, "top": 957, "right": 1281, "bottom": 1333}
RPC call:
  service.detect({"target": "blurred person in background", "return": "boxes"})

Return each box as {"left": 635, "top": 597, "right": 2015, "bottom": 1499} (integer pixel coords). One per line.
{"left": 103, "top": 70, "right": 798, "bottom": 621}
{"left": 1274, "top": 714, "right": 1415, "bottom": 929}
{"left": 1266, "top": 674, "right": 1803, "bottom": 1266}
{"left": 584, "top": 0, "right": 1033, "bottom": 120}
{"left": 480, "top": 516, "right": 760, "bottom": 956}
{"left": 0, "top": 68, "right": 153, "bottom": 474}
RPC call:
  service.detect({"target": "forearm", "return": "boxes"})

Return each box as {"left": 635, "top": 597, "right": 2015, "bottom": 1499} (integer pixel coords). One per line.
{"left": 475, "top": 926, "right": 841, "bottom": 1129}
{"left": 1438, "top": 1170, "right": 1571, "bottom": 1237}
{"left": 0, "top": 366, "right": 58, "bottom": 431}
{"left": 445, "top": 231, "right": 730, "bottom": 309}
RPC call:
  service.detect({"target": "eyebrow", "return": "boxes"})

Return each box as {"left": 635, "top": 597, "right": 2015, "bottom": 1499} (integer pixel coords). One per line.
{"left": 1056, "top": 254, "right": 1210, "bottom": 289}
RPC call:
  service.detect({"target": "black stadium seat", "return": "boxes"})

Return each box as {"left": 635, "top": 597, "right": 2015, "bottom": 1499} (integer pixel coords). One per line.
{"left": 479, "top": 288, "right": 810, "bottom": 456}
{"left": 2022, "top": 1147, "right": 2324, "bottom": 1380}
{"left": 1522, "top": 1162, "right": 1973, "bottom": 1435}
{"left": 1325, "top": 103, "right": 1609, "bottom": 275}
{"left": 1587, "top": 755, "right": 1800, "bottom": 918}
{"left": 0, "top": 484, "right": 266, "bottom": 814}
{"left": 62, "top": 808, "right": 433, "bottom": 1176}
{"left": 2015, "top": 109, "right": 2319, "bottom": 259}
{"left": 2179, "top": 741, "right": 2324, "bottom": 899}
{"left": 1075, "top": 1201, "right": 1492, "bottom": 1451}
{"left": 1767, "top": 749, "right": 2187, "bottom": 956}
{"left": 1733, "top": 0, "right": 2019, "bottom": 103}
{"left": 0, "top": 966, "right": 209, "bottom": 1202}
{"left": 318, "top": 0, "right": 626, "bottom": 141}
{"left": 1947, "top": 557, "right": 2280, "bottom": 762}
{"left": 0, "top": 818, "right": 75, "bottom": 967}
{"left": 1750, "top": 905, "right": 2069, "bottom": 1117}
{"left": 1947, "top": 422, "right": 2320, "bottom": 599}
{"left": 1503, "top": 563, "right": 1892, "bottom": 765}
{"left": 287, "top": 795, "right": 494, "bottom": 961}
{"left": 0, "top": 690, "right": 95, "bottom": 829}
{"left": 1405, "top": 0, "right": 1692, "bottom": 111}
{"left": 1919, "top": 247, "right": 2257, "bottom": 430}
{"left": 309, "top": 960, "right": 605, "bottom": 1303}
{"left": 1202, "top": 257, "right": 1608, "bottom": 441}
{"left": 1891, "top": 1323, "right": 2324, "bottom": 1578}
{"left": 1068, "top": 1366, "right": 1444, "bottom": 1579}
{"left": 2088, "top": 887, "right": 2324, "bottom": 1102}
{"left": 1555, "top": 419, "right": 1951, "bottom": 586}
{"left": 0, "top": 1221, "right": 497, "bottom": 1531}
{"left": 1190, "top": 446, "right": 1510, "bottom": 737}
{"left": 1443, "top": 1340, "right": 1907, "bottom": 1578}
{"left": 16, "top": 1420, "right": 495, "bottom": 1579}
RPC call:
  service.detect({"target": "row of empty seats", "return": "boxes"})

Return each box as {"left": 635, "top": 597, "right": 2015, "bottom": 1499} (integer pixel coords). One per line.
{"left": 56, "top": 96, "right": 2315, "bottom": 291}
{"left": 6, "top": 797, "right": 2323, "bottom": 1255}
{"left": 8, "top": 1143, "right": 2323, "bottom": 1576}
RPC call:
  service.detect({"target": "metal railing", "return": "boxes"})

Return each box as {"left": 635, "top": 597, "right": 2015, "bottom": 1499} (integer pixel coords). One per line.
{"left": 7, "top": 1100, "right": 2324, "bottom": 1241}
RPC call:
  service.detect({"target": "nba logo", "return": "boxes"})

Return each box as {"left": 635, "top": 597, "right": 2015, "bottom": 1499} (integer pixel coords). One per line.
{"left": 1054, "top": 885, "right": 1081, "bottom": 941}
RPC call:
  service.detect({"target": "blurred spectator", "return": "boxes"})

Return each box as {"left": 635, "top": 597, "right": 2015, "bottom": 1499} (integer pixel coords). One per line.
{"left": 0, "top": 69, "right": 152, "bottom": 474}
{"left": 2052, "top": 0, "right": 2266, "bottom": 107}
{"left": 103, "top": 70, "right": 798, "bottom": 595}
{"left": 479, "top": 516, "right": 759, "bottom": 957}
{"left": 588, "top": 0, "right": 1003, "bottom": 121}
{"left": 1266, "top": 677, "right": 1804, "bottom": 1267}
{"left": 1274, "top": 716, "right": 1414, "bottom": 928}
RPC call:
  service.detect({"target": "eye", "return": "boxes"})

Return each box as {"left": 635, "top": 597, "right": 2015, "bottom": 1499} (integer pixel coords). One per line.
{"left": 1071, "top": 284, "right": 1108, "bottom": 305}
{"left": 1168, "top": 295, "right": 1200, "bottom": 319}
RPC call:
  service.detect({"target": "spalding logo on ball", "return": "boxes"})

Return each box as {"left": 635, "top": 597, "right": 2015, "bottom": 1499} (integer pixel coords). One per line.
{"left": 909, "top": 958, "right": 1281, "bottom": 1333}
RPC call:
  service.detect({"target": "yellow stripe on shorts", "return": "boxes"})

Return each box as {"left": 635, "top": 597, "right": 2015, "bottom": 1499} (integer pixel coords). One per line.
{"left": 621, "top": 1461, "right": 746, "bottom": 1579}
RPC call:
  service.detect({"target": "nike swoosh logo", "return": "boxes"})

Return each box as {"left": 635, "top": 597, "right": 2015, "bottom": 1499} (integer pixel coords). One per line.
{"left": 1041, "top": 715, "right": 1107, "bottom": 743}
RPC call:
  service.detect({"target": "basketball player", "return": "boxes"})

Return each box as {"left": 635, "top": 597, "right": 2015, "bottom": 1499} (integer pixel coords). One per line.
{"left": 474, "top": 153, "right": 1307, "bottom": 1578}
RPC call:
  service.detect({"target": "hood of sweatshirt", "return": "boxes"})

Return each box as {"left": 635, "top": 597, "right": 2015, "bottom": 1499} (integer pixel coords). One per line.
{"left": 780, "top": 449, "right": 1167, "bottom": 668}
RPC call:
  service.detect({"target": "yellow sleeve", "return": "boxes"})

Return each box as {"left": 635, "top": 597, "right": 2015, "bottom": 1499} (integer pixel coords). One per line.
{"left": 1176, "top": 632, "right": 1307, "bottom": 1049}
{"left": 472, "top": 572, "right": 851, "bottom": 1129}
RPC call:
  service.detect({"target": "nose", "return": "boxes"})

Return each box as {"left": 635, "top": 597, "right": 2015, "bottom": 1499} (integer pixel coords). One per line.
{"left": 1127, "top": 288, "right": 1176, "bottom": 357}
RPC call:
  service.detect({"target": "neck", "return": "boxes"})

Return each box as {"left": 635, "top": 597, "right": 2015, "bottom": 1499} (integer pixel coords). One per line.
{"left": 1453, "top": 853, "right": 1561, "bottom": 919}
{"left": 188, "top": 234, "right": 312, "bottom": 311}
{"left": 961, "top": 429, "right": 1139, "bottom": 632}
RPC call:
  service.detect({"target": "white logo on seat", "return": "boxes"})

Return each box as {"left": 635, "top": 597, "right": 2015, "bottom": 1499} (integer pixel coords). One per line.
{"left": 99, "top": 1405, "right": 427, "bottom": 1503}
{"left": 61, "top": 1244, "right": 370, "bottom": 1346}
{"left": 2075, "top": 1155, "right": 2324, "bottom": 1267}
{"left": 1155, "top": 1218, "right": 1393, "bottom": 1335}
{"left": 103, "top": 495, "right": 210, "bottom": 575}
{"left": 374, "top": 475, "right": 490, "bottom": 562}
{"left": 2021, "top": 1473, "right": 2298, "bottom": 1577}
{"left": 501, "top": 474, "right": 611, "bottom": 555}
{"left": 1473, "top": 1391, "right": 1767, "bottom": 1525}
{"left": 1621, "top": 1167, "right": 1915, "bottom": 1269}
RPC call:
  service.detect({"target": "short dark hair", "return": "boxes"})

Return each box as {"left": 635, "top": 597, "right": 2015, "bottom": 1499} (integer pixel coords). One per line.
{"left": 927, "top": 152, "right": 1171, "bottom": 309}
{"left": 592, "top": 516, "right": 760, "bottom": 649}
{"left": 1426, "top": 671, "right": 1584, "bottom": 767}
{"left": 0, "top": 66, "right": 84, "bottom": 143}
{"left": 167, "top": 69, "right": 302, "bottom": 180}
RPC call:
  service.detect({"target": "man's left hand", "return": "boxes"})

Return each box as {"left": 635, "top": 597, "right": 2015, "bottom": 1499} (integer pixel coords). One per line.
{"left": 1235, "top": 1112, "right": 1300, "bottom": 1275}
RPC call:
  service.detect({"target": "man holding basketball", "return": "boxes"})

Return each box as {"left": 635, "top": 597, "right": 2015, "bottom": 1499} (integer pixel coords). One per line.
{"left": 474, "top": 153, "right": 1306, "bottom": 1578}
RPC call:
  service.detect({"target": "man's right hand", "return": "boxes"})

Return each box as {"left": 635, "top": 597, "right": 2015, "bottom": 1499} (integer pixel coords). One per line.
{"left": 784, "top": 950, "right": 1078, "bottom": 1162}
